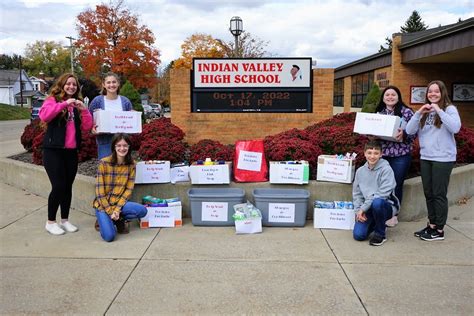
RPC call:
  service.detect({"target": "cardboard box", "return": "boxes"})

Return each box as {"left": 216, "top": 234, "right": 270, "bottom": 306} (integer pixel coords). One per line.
{"left": 93, "top": 110, "right": 142, "bottom": 134}
{"left": 269, "top": 161, "right": 309, "bottom": 184}
{"left": 135, "top": 161, "right": 170, "bottom": 184}
{"left": 313, "top": 208, "right": 355, "bottom": 230}
{"left": 316, "top": 155, "right": 355, "bottom": 184}
{"left": 189, "top": 162, "right": 231, "bottom": 184}
{"left": 140, "top": 203, "right": 182, "bottom": 228}
{"left": 354, "top": 112, "right": 401, "bottom": 141}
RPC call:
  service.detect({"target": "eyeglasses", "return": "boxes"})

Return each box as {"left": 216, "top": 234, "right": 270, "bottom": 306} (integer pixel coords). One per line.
{"left": 115, "top": 145, "right": 130, "bottom": 149}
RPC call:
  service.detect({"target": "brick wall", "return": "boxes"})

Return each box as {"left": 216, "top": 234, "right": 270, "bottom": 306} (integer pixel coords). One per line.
{"left": 170, "top": 68, "right": 335, "bottom": 145}
{"left": 391, "top": 35, "right": 474, "bottom": 127}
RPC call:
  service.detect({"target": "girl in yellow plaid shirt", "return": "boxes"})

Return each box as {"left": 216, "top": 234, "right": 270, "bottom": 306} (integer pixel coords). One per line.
{"left": 93, "top": 133, "right": 147, "bottom": 242}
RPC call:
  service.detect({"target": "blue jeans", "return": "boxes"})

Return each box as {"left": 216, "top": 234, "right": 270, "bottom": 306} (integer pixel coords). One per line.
{"left": 95, "top": 202, "right": 147, "bottom": 242}
{"left": 353, "top": 198, "right": 393, "bottom": 240}
{"left": 384, "top": 154, "right": 411, "bottom": 205}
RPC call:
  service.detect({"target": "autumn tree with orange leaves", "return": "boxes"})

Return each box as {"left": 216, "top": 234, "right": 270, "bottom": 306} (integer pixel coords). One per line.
{"left": 75, "top": 0, "right": 160, "bottom": 89}
{"left": 173, "top": 33, "right": 225, "bottom": 69}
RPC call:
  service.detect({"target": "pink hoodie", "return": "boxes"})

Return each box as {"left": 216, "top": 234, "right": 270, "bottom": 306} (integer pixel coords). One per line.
{"left": 39, "top": 97, "right": 93, "bottom": 149}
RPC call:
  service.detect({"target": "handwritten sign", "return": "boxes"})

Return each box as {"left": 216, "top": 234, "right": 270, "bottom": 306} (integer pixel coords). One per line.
{"left": 93, "top": 110, "right": 142, "bottom": 134}
{"left": 317, "top": 155, "right": 355, "bottom": 184}
{"left": 189, "top": 163, "right": 231, "bottom": 184}
{"left": 269, "top": 162, "right": 309, "bottom": 184}
{"left": 268, "top": 203, "right": 295, "bottom": 223}
{"left": 147, "top": 207, "right": 175, "bottom": 227}
{"left": 135, "top": 161, "right": 171, "bottom": 184}
{"left": 202, "top": 202, "right": 228, "bottom": 222}
{"left": 237, "top": 150, "right": 262, "bottom": 171}
{"left": 170, "top": 165, "right": 190, "bottom": 183}
{"left": 313, "top": 208, "right": 355, "bottom": 230}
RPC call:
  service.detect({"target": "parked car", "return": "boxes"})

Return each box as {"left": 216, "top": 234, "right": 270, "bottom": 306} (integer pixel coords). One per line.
{"left": 31, "top": 96, "right": 45, "bottom": 121}
{"left": 143, "top": 103, "right": 163, "bottom": 119}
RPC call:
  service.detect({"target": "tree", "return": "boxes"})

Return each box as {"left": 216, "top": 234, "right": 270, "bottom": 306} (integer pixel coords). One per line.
{"left": 120, "top": 80, "right": 142, "bottom": 112}
{"left": 379, "top": 10, "right": 428, "bottom": 52}
{"left": 217, "top": 32, "right": 270, "bottom": 58}
{"left": 22, "top": 41, "right": 70, "bottom": 77}
{"left": 400, "top": 10, "right": 428, "bottom": 33}
{"left": 150, "top": 61, "right": 173, "bottom": 106}
{"left": 173, "top": 33, "right": 225, "bottom": 69}
{"left": 75, "top": 0, "right": 160, "bottom": 89}
{"left": 0, "top": 54, "right": 22, "bottom": 70}
{"left": 362, "top": 84, "right": 381, "bottom": 113}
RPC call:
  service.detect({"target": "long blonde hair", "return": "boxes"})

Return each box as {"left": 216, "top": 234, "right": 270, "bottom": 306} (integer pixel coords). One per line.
{"left": 420, "top": 80, "right": 452, "bottom": 129}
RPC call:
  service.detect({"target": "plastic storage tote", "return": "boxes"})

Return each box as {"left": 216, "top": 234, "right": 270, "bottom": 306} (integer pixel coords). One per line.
{"left": 187, "top": 188, "right": 245, "bottom": 226}
{"left": 253, "top": 188, "right": 310, "bottom": 227}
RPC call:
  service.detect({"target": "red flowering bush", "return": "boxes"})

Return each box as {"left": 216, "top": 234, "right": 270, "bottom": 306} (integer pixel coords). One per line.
{"left": 306, "top": 112, "right": 356, "bottom": 131}
{"left": 141, "top": 117, "right": 185, "bottom": 141}
{"left": 32, "top": 131, "right": 45, "bottom": 165}
{"left": 188, "top": 139, "right": 234, "bottom": 163}
{"left": 264, "top": 137, "right": 322, "bottom": 169}
{"left": 21, "top": 119, "right": 45, "bottom": 152}
{"left": 305, "top": 125, "right": 368, "bottom": 168}
{"left": 138, "top": 137, "right": 187, "bottom": 163}
{"left": 455, "top": 126, "right": 474, "bottom": 163}
{"left": 78, "top": 132, "right": 98, "bottom": 162}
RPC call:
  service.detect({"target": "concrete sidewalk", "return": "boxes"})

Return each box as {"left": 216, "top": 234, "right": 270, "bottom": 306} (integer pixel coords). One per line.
{"left": 1, "top": 183, "right": 472, "bottom": 315}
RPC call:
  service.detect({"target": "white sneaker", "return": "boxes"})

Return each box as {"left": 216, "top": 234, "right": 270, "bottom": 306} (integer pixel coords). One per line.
{"left": 385, "top": 216, "right": 399, "bottom": 227}
{"left": 45, "top": 222, "right": 65, "bottom": 235}
{"left": 61, "top": 221, "right": 78, "bottom": 233}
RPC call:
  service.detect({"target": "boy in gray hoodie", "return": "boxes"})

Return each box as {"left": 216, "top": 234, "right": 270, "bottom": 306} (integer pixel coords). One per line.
{"left": 353, "top": 140, "right": 400, "bottom": 246}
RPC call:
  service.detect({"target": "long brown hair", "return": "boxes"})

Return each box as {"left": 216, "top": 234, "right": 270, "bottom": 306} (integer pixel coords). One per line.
{"left": 420, "top": 80, "right": 452, "bottom": 129}
{"left": 110, "top": 133, "right": 133, "bottom": 165}
{"left": 101, "top": 72, "right": 121, "bottom": 95}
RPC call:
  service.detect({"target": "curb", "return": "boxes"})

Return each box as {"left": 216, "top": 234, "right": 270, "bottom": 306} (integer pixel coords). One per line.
{"left": 1, "top": 157, "right": 472, "bottom": 221}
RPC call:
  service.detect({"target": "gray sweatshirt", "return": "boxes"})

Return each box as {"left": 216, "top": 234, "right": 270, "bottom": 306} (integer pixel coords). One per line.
{"left": 405, "top": 105, "right": 461, "bottom": 162}
{"left": 353, "top": 158, "right": 399, "bottom": 216}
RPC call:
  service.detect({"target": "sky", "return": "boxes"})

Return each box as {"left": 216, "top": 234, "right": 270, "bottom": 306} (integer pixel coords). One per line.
{"left": 0, "top": 0, "right": 472, "bottom": 70}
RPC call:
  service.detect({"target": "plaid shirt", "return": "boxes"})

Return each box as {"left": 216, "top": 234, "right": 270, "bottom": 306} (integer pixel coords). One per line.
{"left": 93, "top": 156, "right": 136, "bottom": 215}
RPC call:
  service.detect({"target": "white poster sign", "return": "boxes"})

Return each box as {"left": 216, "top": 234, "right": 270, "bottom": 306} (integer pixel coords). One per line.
{"left": 135, "top": 161, "right": 171, "bottom": 184}
{"left": 320, "top": 159, "right": 350, "bottom": 182}
{"left": 268, "top": 203, "right": 295, "bottom": 223}
{"left": 147, "top": 207, "right": 175, "bottom": 227}
{"left": 93, "top": 111, "right": 142, "bottom": 134}
{"left": 237, "top": 150, "right": 262, "bottom": 171}
{"left": 202, "top": 202, "right": 228, "bottom": 222}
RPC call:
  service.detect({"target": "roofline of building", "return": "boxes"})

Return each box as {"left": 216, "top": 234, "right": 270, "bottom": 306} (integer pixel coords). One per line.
{"left": 398, "top": 17, "right": 474, "bottom": 49}
{"left": 334, "top": 49, "right": 391, "bottom": 72}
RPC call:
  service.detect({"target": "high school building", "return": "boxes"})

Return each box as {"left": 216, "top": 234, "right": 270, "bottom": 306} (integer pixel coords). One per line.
{"left": 333, "top": 18, "right": 474, "bottom": 127}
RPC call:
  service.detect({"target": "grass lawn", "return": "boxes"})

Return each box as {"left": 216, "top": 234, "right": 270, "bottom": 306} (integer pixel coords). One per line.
{"left": 0, "top": 103, "right": 31, "bottom": 120}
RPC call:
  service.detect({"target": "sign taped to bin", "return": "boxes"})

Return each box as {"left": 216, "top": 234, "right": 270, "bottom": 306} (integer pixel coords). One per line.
{"left": 135, "top": 161, "right": 171, "bottom": 184}
{"left": 202, "top": 202, "right": 228, "bottom": 221}
{"left": 268, "top": 203, "right": 295, "bottom": 223}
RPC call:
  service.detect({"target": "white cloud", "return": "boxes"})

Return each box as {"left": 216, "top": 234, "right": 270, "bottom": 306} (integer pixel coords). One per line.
{"left": 0, "top": 0, "right": 472, "bottom": 69}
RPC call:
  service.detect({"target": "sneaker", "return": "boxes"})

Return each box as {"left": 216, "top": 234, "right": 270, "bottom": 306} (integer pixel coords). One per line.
{"left": 369, "top": 234, "right": 387, "bottom": 246}
{"left": 385, "top": 216, "right": 398, "bottom": 227}
{"left": 61, "top": 221, "right": 78, "bottom": 233}
{"left": 45, "top": 222, "right": 65, "bottom": 235}
{"left": 414, "top": 223, "right": 431, "bottom": 237}
{"left": 115, "top": 219, "right": 129, "bottom": 234}
{"left": 420, "top": 228, "right": 444, "bottom": 241}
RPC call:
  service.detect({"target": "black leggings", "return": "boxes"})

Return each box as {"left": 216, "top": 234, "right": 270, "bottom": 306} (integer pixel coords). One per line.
{"left": 43, "top": 148, "right": 78, "bottom": 221}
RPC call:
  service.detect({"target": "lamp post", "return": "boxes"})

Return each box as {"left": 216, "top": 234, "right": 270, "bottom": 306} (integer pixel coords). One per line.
{"left": 229, "top": 16, "right": 243, "bottom": 57}
{"left": 65, "top": 36, "right": 76, "bottom": 74}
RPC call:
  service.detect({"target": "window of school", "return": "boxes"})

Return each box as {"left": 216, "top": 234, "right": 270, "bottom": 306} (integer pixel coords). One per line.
{"left": 333, "top": 79, "right": 344, "bottom": 107}
{"left": 351, "top": 72, "right": 374, "bottom": 108}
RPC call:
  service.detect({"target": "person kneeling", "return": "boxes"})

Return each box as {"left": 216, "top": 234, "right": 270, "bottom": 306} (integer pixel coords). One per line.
{"left": 92, "top": 133, "right": 147, "bottom": 242}
{"left": 353, "top": 140, "right": 399, "bottom": 246}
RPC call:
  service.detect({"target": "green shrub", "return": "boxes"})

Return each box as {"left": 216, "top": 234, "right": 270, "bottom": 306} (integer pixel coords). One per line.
{"left": 361, "top": 84, "right": 381, "bottom": 113}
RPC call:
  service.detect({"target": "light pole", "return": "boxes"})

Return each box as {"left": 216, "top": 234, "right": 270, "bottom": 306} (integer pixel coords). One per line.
{"left": 229, "top": 16, "right": 243, "bottom": 57}
{"left": 65, "top": 36, "right": 76, "bottom": 74}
